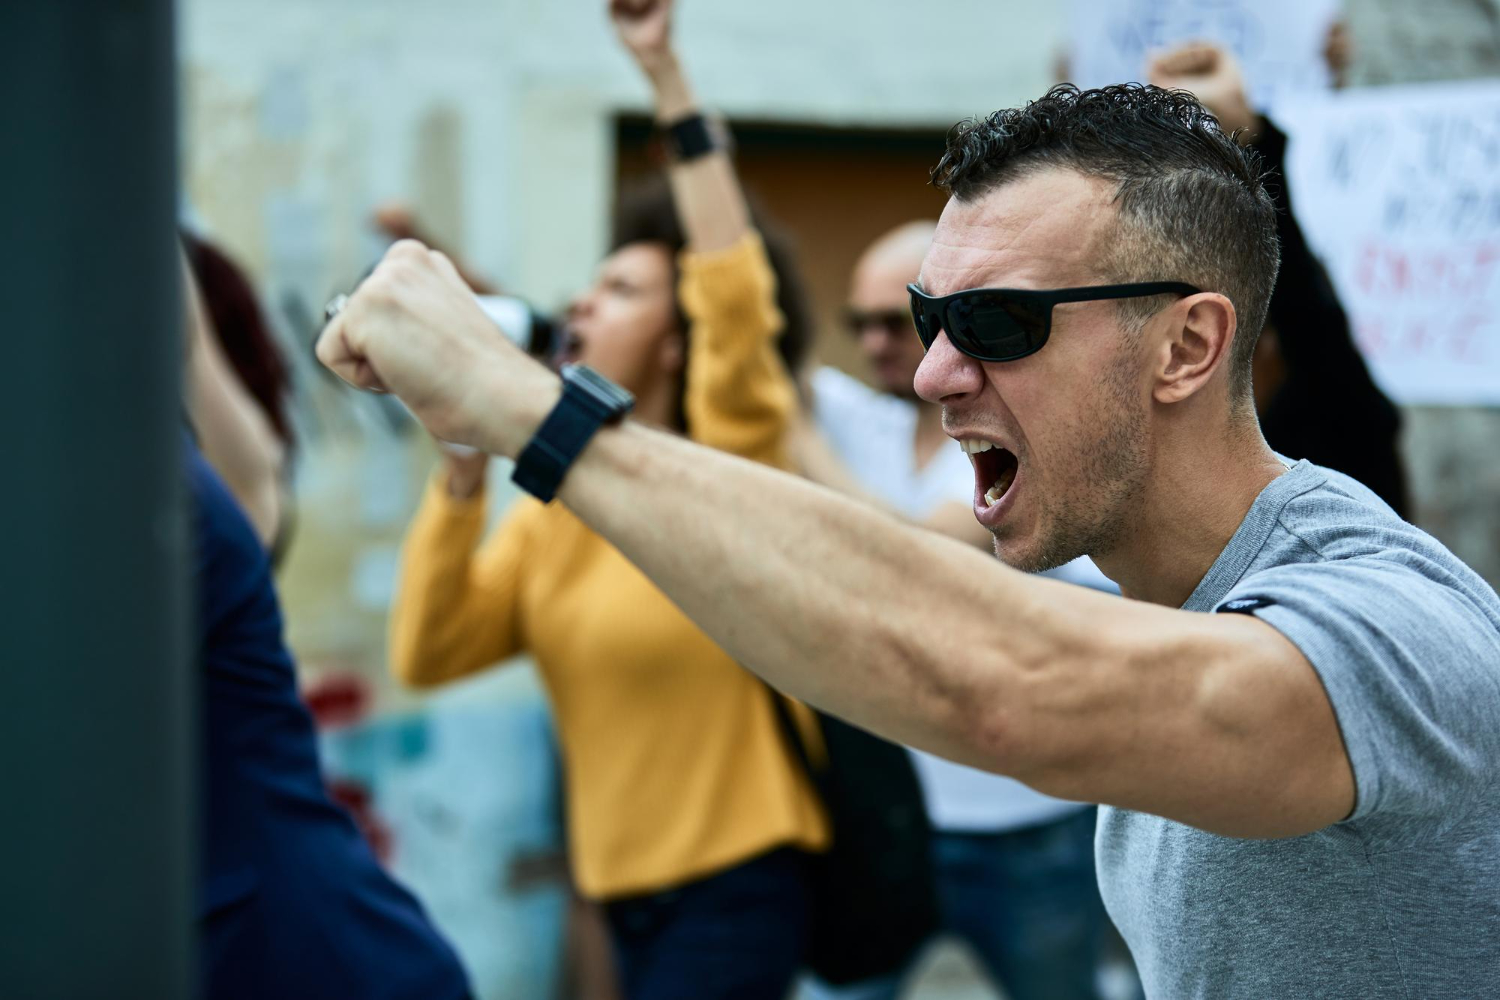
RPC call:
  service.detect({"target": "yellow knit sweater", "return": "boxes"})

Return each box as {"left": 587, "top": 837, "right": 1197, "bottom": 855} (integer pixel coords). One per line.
{"left": 389, "top": 234, "right": 830, "bottom": 899}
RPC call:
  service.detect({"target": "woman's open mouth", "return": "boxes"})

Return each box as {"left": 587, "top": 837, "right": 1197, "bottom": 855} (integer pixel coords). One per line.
{"left": 557, "top": 327, "right": 585, "bottom": 365}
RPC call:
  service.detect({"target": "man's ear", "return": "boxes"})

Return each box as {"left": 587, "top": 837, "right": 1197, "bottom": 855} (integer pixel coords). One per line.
{"left": 1153, "top": 293, "right": 1237, "bottom": 405}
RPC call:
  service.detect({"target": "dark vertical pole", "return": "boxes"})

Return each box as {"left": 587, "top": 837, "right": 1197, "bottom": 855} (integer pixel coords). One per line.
{"left": 0, "top": 1, "right": 191, "bottom": 997}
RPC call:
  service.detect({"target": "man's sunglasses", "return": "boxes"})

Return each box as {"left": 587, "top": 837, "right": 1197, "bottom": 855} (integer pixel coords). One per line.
{"left": 907, "top": 281, "right": 1201, "bottom": 363}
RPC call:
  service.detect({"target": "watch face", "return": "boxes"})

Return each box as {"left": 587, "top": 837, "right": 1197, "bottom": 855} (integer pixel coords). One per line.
{"left": 563, "top": 363, "right": 635, "bottom": 414}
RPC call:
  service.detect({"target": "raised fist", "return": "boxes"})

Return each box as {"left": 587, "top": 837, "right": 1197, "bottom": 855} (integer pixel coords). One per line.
{"left": 609, "top": 0, "right": 674, "bottom": 69}
{"left": 316, "top": 240, "right": 556, "bottom": 456}
{"left": 1147, "top": 42, "right": 1258, "bottom": 141}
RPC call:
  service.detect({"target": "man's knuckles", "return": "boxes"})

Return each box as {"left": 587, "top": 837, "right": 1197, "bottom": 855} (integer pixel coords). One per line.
{"left": 352, "top": 273, "right": 402, "bottom": 315}
{"left": 386, "top": 238, "right": 431, "bottom": 263}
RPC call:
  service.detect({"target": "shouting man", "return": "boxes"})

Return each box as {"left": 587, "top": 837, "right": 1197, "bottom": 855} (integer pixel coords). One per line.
{"left": 318, "top": 84, "right": 1500, "bottom": 997}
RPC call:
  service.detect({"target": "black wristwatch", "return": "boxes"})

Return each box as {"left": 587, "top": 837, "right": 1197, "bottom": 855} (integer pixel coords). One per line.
{"left": 511, "top": 364, "right": 634, "bottom": 503}
{"left": 660, "top": 112, "right": 731, "bottom": 163}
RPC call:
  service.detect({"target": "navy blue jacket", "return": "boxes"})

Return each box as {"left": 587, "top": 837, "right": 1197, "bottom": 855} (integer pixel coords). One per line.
{"left": 192, "top": 443, "right": 469, "bottom": 999}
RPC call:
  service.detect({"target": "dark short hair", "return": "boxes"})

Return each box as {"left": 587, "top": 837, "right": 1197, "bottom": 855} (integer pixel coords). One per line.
{"left": 611, "top": 177, "right": 812, "bottom": 378}
{"left": 931, "top": 84, "right": 1280, "bottom": 401}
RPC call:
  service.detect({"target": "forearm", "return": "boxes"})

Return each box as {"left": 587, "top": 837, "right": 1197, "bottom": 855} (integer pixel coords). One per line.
{"left": 556, "top": 418, "right": 1093, "bottom": 769}
{"left": 644, "top": 54, "right": 750, "bottom": 253}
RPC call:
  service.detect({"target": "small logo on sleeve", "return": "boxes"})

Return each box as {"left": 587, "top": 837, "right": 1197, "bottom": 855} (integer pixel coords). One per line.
{"left": 1218, "top": 597, "right": 1274, "bottom": 615}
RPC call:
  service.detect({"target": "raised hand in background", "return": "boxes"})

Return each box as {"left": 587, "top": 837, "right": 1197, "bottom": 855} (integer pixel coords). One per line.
{"left": 1147, "top": 42, "right": 1258, "bottom": 141}
{"left": 609, "top": 0, "right": 675, "bottom": 76}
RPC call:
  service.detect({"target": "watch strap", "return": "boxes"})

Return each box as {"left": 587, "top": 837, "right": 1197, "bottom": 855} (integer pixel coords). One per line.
{"left": 512, "top": 367, "right": 631, "bottom": 502}
{"left": 661, "top": 112, "right": 724, "bottom": 163}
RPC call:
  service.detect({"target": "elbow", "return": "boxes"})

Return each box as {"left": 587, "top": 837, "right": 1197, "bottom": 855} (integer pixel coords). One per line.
{"left": 958, "top": 695, "right": 1041, "bottom": 781}
{"left": 923, "top": 646, "right": 1041, "bottom": 780}
{"left": 961, "top": 695, "right": 1100, "bottom": 801}
{"left": 387, "top": 639, "right": 427, "bottom": 690}
{"left": 388, "top": 615, "right": 450, "bottom": 690}
{"left": 388, "top": 603, "right": 503, "bottom": 691}
{"left": 949, "top": 634, "right": 1106, "bottom": 793}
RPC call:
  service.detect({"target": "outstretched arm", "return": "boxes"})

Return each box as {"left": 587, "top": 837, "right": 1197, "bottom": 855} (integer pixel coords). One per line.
{"left": 554, "top": 418, "right": 1352, "bottom": 838}
{"left": 316, "top": 242, "right": 1355, "bottom": 840}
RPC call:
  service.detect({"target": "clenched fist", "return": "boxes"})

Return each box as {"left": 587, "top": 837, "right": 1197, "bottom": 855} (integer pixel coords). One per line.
{"left": 610, "top": 0, "right": 674, "bottom": 71}
{"left": 1147, "top": 43, "right": 1259, "bottom": 142}
{"left": 316, "top": 240, "right": 559, "bottom": 457}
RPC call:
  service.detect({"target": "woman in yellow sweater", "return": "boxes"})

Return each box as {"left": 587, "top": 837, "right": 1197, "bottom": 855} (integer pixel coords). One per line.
{"left": 389, "top": 2, "right": 826, "bottom": 996}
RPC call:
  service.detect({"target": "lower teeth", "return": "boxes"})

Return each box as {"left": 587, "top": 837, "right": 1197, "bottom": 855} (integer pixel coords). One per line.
{"left": 983, "top": 473, "right": 1015, "bottom": 507}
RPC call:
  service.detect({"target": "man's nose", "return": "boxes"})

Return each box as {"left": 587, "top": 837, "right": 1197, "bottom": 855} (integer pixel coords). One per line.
{"left": 914, "top": 331, "right": 984, "bottom": 404}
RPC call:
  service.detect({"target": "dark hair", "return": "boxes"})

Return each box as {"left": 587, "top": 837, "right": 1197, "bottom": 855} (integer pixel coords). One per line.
{"left": 931, "top": 84, "right": 1280, "bottom": 401}
{"left": 611, "top": 177, "right": 812, "bottom": 429}
{"left": 183, "top": 232, "right": 297, "bottom": 451}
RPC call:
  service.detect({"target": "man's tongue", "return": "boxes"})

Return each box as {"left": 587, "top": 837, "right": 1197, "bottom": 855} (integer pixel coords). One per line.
{"left": 979, "top": 449, "right": 1019, "bottom": 508}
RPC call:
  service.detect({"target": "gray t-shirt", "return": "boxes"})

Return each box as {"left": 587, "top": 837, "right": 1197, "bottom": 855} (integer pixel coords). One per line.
{"left": 1097, "top": 460, "right": 1500, "bottom": 998}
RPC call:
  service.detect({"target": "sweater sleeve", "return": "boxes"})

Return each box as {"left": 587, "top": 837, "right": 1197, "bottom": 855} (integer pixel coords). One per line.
{"left": 388, "top": 473, "right": 533, "bottom": 688}
{"left": 679, "top": 232, "right": 798, "bottom": 470}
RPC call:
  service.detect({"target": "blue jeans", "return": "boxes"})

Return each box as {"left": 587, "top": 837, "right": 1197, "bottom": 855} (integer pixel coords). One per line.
{"left": 805, "top": 808, "right": 1116, "bottom": 1000}
{"left": 604, "top": 847, "right": 811, "bottom": 1000}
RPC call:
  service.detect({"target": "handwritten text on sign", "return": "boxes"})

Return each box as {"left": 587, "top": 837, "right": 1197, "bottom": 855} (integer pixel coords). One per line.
{"left": 1069, "top": 0, "right": 1338, "bottom": 111}
{"left": 1281, "top": 82, "right": 1500, "bottom": 405}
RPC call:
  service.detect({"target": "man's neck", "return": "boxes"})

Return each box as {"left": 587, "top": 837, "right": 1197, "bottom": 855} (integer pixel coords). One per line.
{"left": 1094, "top": 415, "right": 1287, "bottom": 608}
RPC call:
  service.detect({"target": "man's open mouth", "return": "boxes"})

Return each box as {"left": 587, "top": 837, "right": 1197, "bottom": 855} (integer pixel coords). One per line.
{"left": 962, "top": 439, "right": 1019, "bottom": 508}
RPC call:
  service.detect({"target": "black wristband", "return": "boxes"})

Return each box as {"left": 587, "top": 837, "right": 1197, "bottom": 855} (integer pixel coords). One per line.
{"left": 512, "top": 365, "right": 633, "bottom": 503}
{"left": 661, "top": 112, "right": 723, "bottom": 163}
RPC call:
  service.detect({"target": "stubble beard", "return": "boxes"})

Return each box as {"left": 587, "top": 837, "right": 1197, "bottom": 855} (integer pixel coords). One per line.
{"left": 997, "top": 362, "right": 1149, "bottom": 574}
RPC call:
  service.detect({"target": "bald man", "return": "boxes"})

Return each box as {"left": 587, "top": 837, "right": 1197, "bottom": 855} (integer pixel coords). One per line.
{"left": 801, "top": 223, "right": 1124, "bottom": 1000}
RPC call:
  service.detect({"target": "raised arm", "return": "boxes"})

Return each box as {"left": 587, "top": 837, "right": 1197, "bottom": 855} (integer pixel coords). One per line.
{"left": 611, "top": 0, "right": 749, "bottom": 253}
{"left": 612, "top": 0, "right": 797, "bottom": 466}
{"left": 318, "top": 242, "right": 1356, "bottom": 840}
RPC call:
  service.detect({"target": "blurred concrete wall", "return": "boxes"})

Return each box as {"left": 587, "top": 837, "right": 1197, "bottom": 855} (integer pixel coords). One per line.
{"left": 1347, "top": 0, "right": 1500, "bottom": 586}
{"left": 1347, "top": 0, "right": 1500, "bottom": 85}
{"left": 182, "top": 0, "right": 1064, "bottom": 329}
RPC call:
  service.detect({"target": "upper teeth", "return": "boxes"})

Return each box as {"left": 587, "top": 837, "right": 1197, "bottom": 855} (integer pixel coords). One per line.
{"left": 960, "top": 439, "right": 995, "bottom": 454}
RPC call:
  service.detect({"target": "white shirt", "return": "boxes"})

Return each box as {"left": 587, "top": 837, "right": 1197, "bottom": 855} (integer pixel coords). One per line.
{"left": 811, "top": 366, "right": 1118, "bottom": 833}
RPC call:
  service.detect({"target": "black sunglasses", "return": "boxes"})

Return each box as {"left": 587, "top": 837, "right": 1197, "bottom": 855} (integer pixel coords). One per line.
{"left": 907, "top": 281, "right": 1201, "bottom": 363}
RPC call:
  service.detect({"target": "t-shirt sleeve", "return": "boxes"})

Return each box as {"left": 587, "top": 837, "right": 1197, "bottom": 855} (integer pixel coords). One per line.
{"left": 1215, "top": 556, "right": 1500, "bottom": 835}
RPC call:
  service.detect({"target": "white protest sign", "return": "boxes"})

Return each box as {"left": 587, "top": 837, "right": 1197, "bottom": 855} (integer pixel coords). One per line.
{"left": 1069, "top": 0, "right": 1339, "bottom": 110}
{"left": 1280, "top": 81, "right": 1500, "bottom": 406}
